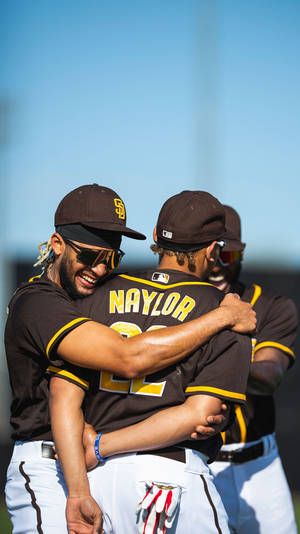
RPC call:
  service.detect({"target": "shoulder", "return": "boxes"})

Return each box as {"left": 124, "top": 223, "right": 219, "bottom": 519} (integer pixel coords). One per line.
{"left": 7, "top": 276, "right": 71, "bottom": 319}
{"left": 247, "top": 283, "right": 296, "bottom": 317}
{"left": 241, "top": 283, "right": 298, "bottom": 337}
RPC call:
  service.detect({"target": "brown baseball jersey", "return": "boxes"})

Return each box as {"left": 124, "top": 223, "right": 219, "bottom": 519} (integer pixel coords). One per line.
{"left": 50, "top": 269, "right": 251, "bottom": 461}
{"left": 221, "top": 282, "right": 297, "bottom": 445}
{"left": 5, "top": 273, "right": 93, "bottom": 441}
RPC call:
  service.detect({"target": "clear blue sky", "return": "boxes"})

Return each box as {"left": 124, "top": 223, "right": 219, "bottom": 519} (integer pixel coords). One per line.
{"left": 1, "top": 0, "right": 299, "bottom": 269}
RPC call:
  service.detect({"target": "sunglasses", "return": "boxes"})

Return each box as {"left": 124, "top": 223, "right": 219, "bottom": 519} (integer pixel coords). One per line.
{"left": 218, "top": 250, "right": 241, "bottom": 267}
{"left": 63, "top": 238, "right": 125, "bottom": 269}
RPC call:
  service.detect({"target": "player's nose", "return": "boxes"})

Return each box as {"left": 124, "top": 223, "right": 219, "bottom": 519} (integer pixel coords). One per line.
{"left": 211, "top": 263, "right": 221, "bottom": 273}
{"left": 91, "top": 263, "right": 108, "bottom": 278}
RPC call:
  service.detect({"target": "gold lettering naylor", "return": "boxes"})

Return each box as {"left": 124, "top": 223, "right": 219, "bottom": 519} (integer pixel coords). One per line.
{"left": 109, "top": 289, "right": 195, "bottom": 322}
{"left": 114, "top": 198, "right": 125, "bottom": 219}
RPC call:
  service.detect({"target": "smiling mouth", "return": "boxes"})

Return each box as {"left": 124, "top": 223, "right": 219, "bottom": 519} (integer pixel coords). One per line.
{"left": 208, "top": 274, "right": 224, "bottom": 283}
{"left": 77, "top": 272, "right": 98, "bottom": 288}
{"left": 208, "top": 273, "right": 229, "bottom": 291}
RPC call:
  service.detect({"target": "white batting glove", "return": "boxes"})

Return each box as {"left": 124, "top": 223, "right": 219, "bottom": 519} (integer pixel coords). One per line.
{"left": 137, "top": 481, "right": 182, "bottom": 534}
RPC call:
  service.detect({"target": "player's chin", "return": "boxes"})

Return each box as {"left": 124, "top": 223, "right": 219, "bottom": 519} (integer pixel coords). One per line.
{"left": 75, "top": 275, "right": 98, "bottom": 296}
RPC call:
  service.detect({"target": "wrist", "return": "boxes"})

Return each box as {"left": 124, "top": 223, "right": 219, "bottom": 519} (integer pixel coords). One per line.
{"left": 214, "top": 306, "right": 233, "bottom": 329}
{"left": 94, "top": 433, "right": 107, "bottom": 462}
{"left": 68, "top": 491, "right": 92, "bottom": 499}
{"left": 68, "top": 479, "right": 91, "bottom": 497}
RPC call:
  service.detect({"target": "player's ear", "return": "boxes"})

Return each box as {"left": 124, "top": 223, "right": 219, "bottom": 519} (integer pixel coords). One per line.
{"left": 206, "top": 241, "right": 219, "bottom": 264}
{"left": 51, "top": 233, "right": 65, "bottom": 256}
{"left": 153, "top": 226, "right": 158, "bottom": 243}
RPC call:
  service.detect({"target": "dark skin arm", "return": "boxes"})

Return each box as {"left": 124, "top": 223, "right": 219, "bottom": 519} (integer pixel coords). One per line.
{"left": 49, "top": 379, "right": 102, "bottom": 534}
{"left": 82, "top": 395, "right": 229, "bottom": 470}
{"left": 50, "top": 376, "right": 227, "bottom": 470}
{"left": 246, "top": 347, "right": 290, "bottom": 395}
{"left": 57, "top": 293, "right": 256, "bottom": 378}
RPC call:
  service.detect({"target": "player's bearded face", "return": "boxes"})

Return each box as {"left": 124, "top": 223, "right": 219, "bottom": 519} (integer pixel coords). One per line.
{"left": 207, "top": 257, "right": 242, "bottom": 293}
{"left": 58, "top": 245, "right": 109, "bottom": 299}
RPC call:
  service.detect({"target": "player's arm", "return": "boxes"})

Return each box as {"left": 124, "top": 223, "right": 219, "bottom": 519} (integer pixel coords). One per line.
{"left": 247, "top": 296, "right": 297, "bottom": 395}
{"left": 49, "top": 377, "right": 102, "bottom": 534}
{"left": 81, "top": 395, "right": 228, "bottom": 470}
{"left": 83, "top": 328, "right": 251, "bottom": 468}
{"left": 57, "top": 293, "right": 256, "bottom": 378}
{"left": 247, "top": 347, "right": 290, "bottom": 395}
{"left": 50, "top": 376, "right": 225, "bottom": 519}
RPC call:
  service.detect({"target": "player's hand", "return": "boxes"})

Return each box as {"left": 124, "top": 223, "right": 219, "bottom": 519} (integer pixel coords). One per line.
{"left": 220, "top": 293, "right": 257, "bottom": 333}
{"left": 190, "top": 403, "right": 229, "bottom": 440}
{"left": 83, "top": 423, "right": 99, "bottom": 470}
{"left": 66, "top": 495, "right": 103, "bottom": 534}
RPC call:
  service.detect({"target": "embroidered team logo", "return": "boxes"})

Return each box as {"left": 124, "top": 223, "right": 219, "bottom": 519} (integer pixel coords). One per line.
{"left": 152, "top": 272, "right": 169, "bottom": 284}
{"left": 162, "top": 229, "right": 173, "bottom": 239}
{"left": 114, "top": 198, "right": 125, "bottom": 219}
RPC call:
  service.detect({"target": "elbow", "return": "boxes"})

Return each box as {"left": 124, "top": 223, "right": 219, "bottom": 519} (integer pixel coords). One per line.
{"left": 112, "top": 355, "right": 140, "bottom": 379}
{"left": 122, "top": 363, "right": 140, "bottom": 380}
{"left": 117, "top": 347, "right": 145, "bottom": 379}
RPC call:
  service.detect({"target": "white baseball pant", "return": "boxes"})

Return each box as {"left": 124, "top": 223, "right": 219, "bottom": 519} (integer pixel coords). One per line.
{"left": 88, "top": 447, "right": 230, "bottom": 534}
{"left": 209, "top": 434, "right": 297, "bottom": 534}
{"left": 5, "top": 441, "right": 68, "bottom": 534}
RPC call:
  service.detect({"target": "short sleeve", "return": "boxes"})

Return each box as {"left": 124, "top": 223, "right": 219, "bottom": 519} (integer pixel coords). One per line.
{"left": 9, "top": 287, "right": 92, "bottom": 362}
{"left": 47, "top": 360, "right": 96, "bottom": 391}
{"left": 254, "top": 296, "right": 298, "bottom": 366}
{"left": 185, "top": 330, "right": 251, "bottom": 404}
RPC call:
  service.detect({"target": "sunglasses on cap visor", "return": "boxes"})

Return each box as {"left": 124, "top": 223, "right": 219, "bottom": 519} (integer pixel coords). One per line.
{"left": 218, "top": 250, "right": 241, "bottom": 267}
{"left": 63, "top": 238, "right": 125, "bottom": 269}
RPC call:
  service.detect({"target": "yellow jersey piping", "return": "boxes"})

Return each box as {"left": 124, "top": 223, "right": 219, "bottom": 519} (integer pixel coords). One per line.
{"left": 29, "top": 274, "right": 42, "bottom": 282}
{"left": 185, "top": 386, "right": 246, "bottom": 401}
{"left": 235, "top": 404, "right": 247, "bottom": 443}
{"left": 46, "top": 317, "right": 91, "bottom": 358}
{"left": 254, "top": 341, "right": 295, "bottom": 359}
{"left": 47, "top": 365, "right": 89, "bottom": 389}
{"left": 119, "top": 274, "right": 215, "bottom": 290}
{"left": 250, "top": 284, "right": 262, "bottom": 307}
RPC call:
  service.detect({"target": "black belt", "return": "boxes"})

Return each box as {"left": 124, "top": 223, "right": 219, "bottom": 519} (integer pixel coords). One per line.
{"left": 42, "top": 442, "right": 186, "bottom": 463}
{"left": 137, "top": 446, "right": 186, "bottom": 463}
{"left": 215, "top": 441, "right": 264, "bottom": 464}
{"left": 41, "top": 442, "right": 56, "bottom": 460}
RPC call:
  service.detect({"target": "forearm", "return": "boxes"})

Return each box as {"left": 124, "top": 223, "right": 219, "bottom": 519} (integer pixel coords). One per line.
{"left": 123, "top": 306, "right": 240, "bottom": 377}
{"left": 58, "top": 298, "right": 255, "bottom": 378}
{"left": 247, "top": 361, "right": 284, "bottom": 394}
{"left": 247, "top": 348, "right": 289, "bottom": 395}
{"left": 98, "top": 395, "right": 223, "bottom": 457}
{"left": 49, "top": 378, "right": 90, "bottom": 496}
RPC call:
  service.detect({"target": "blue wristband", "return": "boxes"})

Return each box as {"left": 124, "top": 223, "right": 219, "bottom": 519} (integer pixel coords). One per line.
{"left": 94, "top": 433, "right": 106, "bottom": 463}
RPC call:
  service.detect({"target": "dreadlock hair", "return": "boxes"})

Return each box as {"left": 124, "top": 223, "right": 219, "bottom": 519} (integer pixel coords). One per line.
{"left": 150, "top": 244, "right": 197, "bottom": 273}
{"left": 33, "top": 238, "right": 55, "bottom": 270}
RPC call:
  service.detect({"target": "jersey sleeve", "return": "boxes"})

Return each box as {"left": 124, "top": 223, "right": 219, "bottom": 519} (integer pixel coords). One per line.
{"left": 47, "top": 360, "right": 96, "bottom": 391}
{"left": 10, "top": 287, "right": 92, "bottom": 363}
{"left": 185, "top": 331, "right": 251, "bottom": 404}
{"left": 254, "top": 296, "right": 298, "bottom": 366}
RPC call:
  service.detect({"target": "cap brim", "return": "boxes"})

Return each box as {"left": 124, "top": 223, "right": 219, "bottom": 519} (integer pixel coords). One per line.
{"left": 222, "top": 228, "right": 245, "bottom": 251}
{"left": 84, "top": 222, "right": 146, "bottom": 240}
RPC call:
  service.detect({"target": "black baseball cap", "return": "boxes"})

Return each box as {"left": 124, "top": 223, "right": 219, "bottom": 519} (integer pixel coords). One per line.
{"left": 156, "top": 190, "right": 226, "bottom": 252}
{"left": 222, "top": 205, "right": 246, "bottom": 251}
{"left": 55, "top": 184, "right": 146, "bottom": 240}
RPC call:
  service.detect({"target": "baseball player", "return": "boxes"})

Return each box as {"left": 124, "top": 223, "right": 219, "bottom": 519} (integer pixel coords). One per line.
{"left": 49, "top": 191, "right": 253, "bottom": 534}
{"left": 207, "top": 205, "right": 298, "bottom": 534}
{"left": 5, "top": 185, "right": 255, "bottom": 534}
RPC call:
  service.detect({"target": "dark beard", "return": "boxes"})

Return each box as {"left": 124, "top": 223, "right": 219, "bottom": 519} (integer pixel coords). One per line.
{"left": 59, "top": 255, "right": 85, "bottom": 300}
